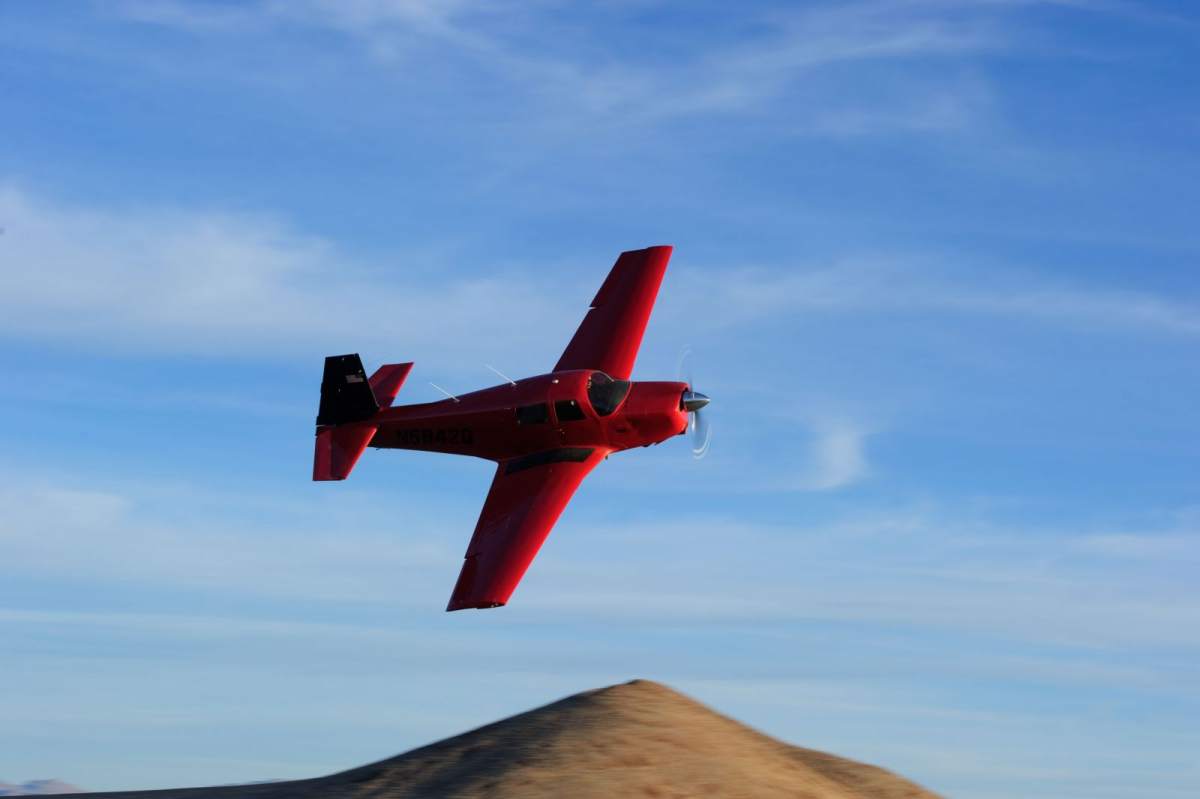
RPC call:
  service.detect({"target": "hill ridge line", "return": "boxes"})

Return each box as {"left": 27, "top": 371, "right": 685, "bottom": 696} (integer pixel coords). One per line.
{"left": 57, "top": 679, "right": 944, "bottom": 799}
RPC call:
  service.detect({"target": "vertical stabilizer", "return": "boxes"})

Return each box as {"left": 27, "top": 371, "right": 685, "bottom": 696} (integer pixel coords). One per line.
{"left": 316, "top": 354, "right": 379, "bottom": 426}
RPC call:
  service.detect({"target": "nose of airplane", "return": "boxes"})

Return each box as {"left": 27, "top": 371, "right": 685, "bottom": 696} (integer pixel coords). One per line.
{"left": 681, "top": 390, "right": 710, "bottom": 412}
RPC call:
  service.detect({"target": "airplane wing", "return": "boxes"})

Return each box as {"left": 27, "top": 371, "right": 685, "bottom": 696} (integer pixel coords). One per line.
{"left": 554, "top": 245, "right": 673, "bottom": 380}
{"left": 446, "top": 447, "right": 608, "bottom": 611}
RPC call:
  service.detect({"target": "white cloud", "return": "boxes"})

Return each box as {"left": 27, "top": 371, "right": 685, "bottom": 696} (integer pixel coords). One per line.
{"left": 1075, "top": 532, "right": 1200, "bottom": 562}
{"left": 514, "top": 510, "right": 1200, "bottom": 650}
{"left": 3, "top": 185, "right": 1196, "bottom": 374}
{"left": 0, "top": 478, "right": 462, "bottom": 604}
{"left": 792, "top": 419, "right": 872, "bottom": 491}
{"left": 9, "top": 465, "right": 1189, "bottom": 652}
{"left": 545, "top": 3, "right": 1001, "bottom": 125}
{"left": 116, "top": 0, "right": 250, "bottom": 31}
{"left": 109, "top": 0, "right": 1008, "bottom": 135}
{"left": 0, "top": 185, "right": 573, "bottom": 367}
{"left": 672, "top": 257, "right": 1200, "bottom": 336}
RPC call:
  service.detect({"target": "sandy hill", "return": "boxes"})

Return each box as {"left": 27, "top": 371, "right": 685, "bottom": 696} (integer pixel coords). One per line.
{"left": 62, "top": 680, "right": 942, "bottom": 799}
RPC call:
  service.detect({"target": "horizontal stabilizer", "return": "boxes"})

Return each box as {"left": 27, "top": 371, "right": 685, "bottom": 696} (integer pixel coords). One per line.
{"left": 369, "top": 362, "right": 414, "bottom": 408}
{"left": 313, "top": 423, "right": 377, "bottom": 481}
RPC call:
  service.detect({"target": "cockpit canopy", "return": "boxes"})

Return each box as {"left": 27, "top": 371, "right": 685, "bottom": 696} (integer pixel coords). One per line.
{"left": 586, "top": 371, "right": 631, "bottom": 416}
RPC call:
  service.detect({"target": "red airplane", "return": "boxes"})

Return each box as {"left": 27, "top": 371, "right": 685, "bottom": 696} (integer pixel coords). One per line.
{"left": 312, "top": 245, "right": 710, "bottom": 611}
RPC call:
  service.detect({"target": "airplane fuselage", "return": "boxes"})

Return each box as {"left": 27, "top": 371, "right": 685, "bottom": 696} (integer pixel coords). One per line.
{"left": 368, "top": 370, "right": 690, "bottom": 461}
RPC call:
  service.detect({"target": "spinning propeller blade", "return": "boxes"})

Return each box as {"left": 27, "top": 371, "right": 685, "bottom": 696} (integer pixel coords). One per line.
{"left": 677, "top": 347, "right": 713, "bottom": 460}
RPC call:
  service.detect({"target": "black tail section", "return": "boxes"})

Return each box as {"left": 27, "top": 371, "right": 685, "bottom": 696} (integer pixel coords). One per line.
{"left": 316, "top": 354, "right": 379, "bottom": 426}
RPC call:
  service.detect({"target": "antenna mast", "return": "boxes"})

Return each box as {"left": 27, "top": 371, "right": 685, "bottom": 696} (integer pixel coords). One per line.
{"left": 428, "top": 382, "right": 460, "bottom": 402}
{"left": 485, "top": 364, "right": 518, "bottom": 386}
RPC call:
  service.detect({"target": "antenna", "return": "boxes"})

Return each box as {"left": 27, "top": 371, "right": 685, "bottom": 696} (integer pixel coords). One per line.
{"left": 485, "top": 364, "right": 517, "bottom": 386}
{"left": 428, "top": 382, "right": 460, "bottom": 403}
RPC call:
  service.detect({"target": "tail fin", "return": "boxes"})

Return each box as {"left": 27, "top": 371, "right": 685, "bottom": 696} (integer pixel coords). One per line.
{"left": 316, "top": 354, "right": 378, "bottom": 426}
{"left": 314, "top": 354, "right": 381, "bottom": 482}
{"left": 313, "top": 355, "right": 416, "bottom": 481}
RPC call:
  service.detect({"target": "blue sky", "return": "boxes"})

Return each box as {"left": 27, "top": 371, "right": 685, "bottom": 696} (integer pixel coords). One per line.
{"left": 1, "top": 1, "right": 1198, "bottom": 797}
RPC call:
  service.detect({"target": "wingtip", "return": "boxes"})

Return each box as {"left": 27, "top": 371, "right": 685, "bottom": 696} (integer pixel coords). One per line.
{"left": 629, "top": 244, "right": 672, "bottom": 256}
{"left": 446, "top": 599, "right": 507, "bottom": 612}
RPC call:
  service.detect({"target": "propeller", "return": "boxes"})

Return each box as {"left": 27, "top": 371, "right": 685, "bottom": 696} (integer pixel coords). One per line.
{"left": 677, "top": 347, "right": 712, "bottom": 459}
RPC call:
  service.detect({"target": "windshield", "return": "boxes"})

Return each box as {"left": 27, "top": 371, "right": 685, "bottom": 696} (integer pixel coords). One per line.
{"left": 586, "top": 371, "right": 631, "bottom": 417}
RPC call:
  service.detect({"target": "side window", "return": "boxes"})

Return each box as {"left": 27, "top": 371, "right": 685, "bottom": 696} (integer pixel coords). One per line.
{"left": 515, "top": 403, "right": 549, "bottom": 424}
{"left": 554, "top": 399, "right": 586, "bottom": 422}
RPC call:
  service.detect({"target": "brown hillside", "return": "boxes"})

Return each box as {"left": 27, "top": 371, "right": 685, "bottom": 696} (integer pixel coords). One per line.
{"left": 64, "top": 680, "right": 943, "bottom": 799}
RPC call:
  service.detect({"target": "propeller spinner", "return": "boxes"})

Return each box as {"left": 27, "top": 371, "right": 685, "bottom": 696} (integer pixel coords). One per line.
{"left": 677, "top": 348, "right": 712, "bottom": 459}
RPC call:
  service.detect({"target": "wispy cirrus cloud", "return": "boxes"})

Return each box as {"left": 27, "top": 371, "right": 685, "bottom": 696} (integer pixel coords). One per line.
{"left": 5, "top": 468, "right": 1197, "bottom": 652}
{"left": 672, "top": 257, "right": 1200, "bottom": 336}
{"left": 0, "top": 185, "right": 573, "bottom": 368}
{"left": 0, "top": 478, "right": 462, "bottom": 604}
{"left": 529, "top": 509, "right": 1200, "bottom": 651}
{"left": 1074, "top": 531, "right": 1200, "bottom": 562}
{"left": 5, "top": 184, "right": 1197, "bottom": 371}
{"left": 111, "top": 0, "right": 1009, "bottom": 135}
